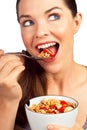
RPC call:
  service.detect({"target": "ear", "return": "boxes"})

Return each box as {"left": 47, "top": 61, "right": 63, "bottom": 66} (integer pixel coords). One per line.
{"left": 73, "top": 12, "right": 82, "bottom": 34}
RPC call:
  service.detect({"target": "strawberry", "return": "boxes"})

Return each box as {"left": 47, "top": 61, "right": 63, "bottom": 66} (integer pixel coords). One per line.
{"left": 59, "top": 100, "right": 68, "bottom": 113}
{"left": 43, "top": 48, "right": 54, "bottom": 57}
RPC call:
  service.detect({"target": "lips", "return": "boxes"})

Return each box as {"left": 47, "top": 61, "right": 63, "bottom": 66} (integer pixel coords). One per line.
{"left": 36, "top": 42, "right": 59, "bottom": 58}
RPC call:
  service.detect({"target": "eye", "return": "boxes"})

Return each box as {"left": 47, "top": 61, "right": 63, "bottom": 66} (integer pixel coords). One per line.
{"left": 48, "top": 13, "right": 60, "bottom": 21}
{"left": 23, "top": 20, "right": 34, "bottom": 27}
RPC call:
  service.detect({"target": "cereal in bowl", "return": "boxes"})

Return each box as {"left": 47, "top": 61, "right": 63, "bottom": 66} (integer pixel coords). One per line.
{"left": 29, "top": 98, "right": 76, "bottom": 114}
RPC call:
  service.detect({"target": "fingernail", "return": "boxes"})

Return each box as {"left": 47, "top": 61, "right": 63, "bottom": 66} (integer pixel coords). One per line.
{"left": 48, "top": 125, "right": 54, "bottom": 130}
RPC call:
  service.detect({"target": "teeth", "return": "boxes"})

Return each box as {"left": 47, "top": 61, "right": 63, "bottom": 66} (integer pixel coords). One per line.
{"left": 38, "top": 42, "right": 56, "bottom": 49}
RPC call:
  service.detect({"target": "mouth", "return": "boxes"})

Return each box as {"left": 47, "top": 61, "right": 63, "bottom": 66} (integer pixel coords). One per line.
{"left": 36, "top": 42, "right": 59, "bottom": 58}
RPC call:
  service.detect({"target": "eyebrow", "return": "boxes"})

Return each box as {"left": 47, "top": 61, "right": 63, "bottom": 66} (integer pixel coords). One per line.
{"left": 45, "top": 6, "right": 62, "bottom": 14}
{"left": 19, "top": 6, "right": 62, "bottom": 21}
{"left": 19, "top": 14, "right": 31, "bottom": 21}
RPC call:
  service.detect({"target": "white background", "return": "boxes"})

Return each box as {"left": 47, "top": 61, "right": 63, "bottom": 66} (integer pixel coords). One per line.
{"left": 0, "top": 0, "right": 87, "bottom": 65}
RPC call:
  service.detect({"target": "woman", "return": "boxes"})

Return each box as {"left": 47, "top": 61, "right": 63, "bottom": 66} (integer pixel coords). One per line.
{"left": 0, "top": 0, "right": 87, "bottom": 130}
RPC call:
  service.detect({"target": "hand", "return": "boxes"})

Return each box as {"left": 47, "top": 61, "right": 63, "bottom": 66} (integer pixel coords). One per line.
{"left": 47, "top": 123, "right": 83, "bottom": 130}
{"left": 0, "top": 50, "right": 25, "bottom": 102}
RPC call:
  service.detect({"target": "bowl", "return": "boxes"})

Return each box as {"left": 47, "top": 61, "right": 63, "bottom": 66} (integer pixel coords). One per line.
{"left": 25, "top": 95, "right": 78, "bottom": 130}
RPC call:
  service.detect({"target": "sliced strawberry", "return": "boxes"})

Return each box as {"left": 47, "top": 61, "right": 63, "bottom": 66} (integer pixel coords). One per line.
{"left": 60, "top": 100, "right": 68, "bottom": 106}
{"left": 43, "top": 48, "right": 54, "bottom": 57}
{"left": 59, "top": 105, "right": 67, "bottom": 113}
{"left": 58, "top": 100, "right": 68, "bottom": 113}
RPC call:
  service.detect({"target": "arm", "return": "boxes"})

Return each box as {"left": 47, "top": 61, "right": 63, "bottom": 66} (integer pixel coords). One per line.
{"left": 0, "top": 50, "right": 25, "bottom": 130}
{"left": 0, "top": 98, "right": 19, "bottom": 130}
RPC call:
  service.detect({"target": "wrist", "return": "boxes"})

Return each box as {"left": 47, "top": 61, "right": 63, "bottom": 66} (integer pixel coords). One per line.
{"left": 0, "top": 98, "right": 20, "bottom": 130}
{"left": 0, "top": 97, "right": 20, "bottom": 112}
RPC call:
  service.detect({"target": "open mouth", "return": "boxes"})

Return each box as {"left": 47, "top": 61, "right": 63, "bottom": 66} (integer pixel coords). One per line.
{"left": 37, "top": 42, "right": 59, "bottom": 58}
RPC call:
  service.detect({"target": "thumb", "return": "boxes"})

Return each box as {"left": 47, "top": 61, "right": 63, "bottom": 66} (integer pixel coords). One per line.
{"left": 47, "top": 124, "right": 60, "bottom": 130}
{"left": 0, "top": 49, "right": 4, "bottom": 56}
{"left": 47, "top": 124, "right": 70, "bottom": 130}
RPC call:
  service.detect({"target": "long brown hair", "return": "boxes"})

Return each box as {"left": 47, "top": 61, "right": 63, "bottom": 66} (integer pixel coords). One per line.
{"left": 15, "top": 53, "right": 47, "bottom": 128}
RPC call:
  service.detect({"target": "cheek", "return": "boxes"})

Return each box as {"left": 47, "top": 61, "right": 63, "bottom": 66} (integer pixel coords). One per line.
{"left": 51, "top": 23, "right": 67, "bottom": 41}
{"left": 54, "top": 25, "right": 74, "bottom": 44}
{"left": 53, "top": 26, "right": 74, "bottom": 56}
{"left": 51, "top": 20, "right": 74, "bottom": 41}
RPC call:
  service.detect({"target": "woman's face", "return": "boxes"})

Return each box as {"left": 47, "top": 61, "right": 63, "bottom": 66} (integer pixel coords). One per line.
{"left": 18, "top": 0, "right": 81, "bottom": 73}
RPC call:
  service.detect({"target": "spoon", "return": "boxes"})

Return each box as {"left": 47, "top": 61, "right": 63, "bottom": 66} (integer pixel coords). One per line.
{"left": 5, "top": 50, "right": 49, "bottom": 60}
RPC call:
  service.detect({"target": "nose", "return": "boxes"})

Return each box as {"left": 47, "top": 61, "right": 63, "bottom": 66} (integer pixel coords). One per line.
{"left": 35, "top": 21, "right": 49, "bottom": 38}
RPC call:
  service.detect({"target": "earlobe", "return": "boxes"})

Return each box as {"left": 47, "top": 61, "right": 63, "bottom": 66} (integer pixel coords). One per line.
{"left": 73, "top": 12, "right": 82, "bottom": 34}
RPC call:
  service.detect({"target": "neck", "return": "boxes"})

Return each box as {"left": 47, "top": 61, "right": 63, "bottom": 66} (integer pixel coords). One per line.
{"left": 46, "top": 62, "right": 83, "bottom": 95}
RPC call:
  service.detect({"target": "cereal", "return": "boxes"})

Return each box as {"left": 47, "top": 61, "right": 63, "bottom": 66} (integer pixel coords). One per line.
{"left": 38, "top": 48, "right": 54, "bottom": 58}
{"left": 29, "top": 99, "right": 76, "bottom": 114}
{"left": 38, "top": 50, "right": 50, "bottom": 58}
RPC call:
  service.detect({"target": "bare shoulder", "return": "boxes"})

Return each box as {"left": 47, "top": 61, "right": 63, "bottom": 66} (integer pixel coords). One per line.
{"left": 77, "top": 65, "right": 87, "bottom": 94}
{"left": 82, "top": 65, "right": 87, "bottom": 86}
{"left": 71, "top": 65, "right": 87, "bottom": 124}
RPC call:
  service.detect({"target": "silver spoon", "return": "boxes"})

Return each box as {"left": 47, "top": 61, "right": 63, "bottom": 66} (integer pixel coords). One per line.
{"left": 5, "top": 51, "right": 49, "bottom": 60}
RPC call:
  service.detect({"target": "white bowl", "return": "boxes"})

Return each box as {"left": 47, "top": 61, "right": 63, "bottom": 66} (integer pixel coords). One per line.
{"left": 25, "top": 95, "right": 78, "bottom": 130}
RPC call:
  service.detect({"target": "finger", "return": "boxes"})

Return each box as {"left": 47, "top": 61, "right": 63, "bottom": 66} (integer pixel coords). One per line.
{"left": 7, "top": 64, "right": 25, "bottom": 81}
{"left": 0, "top": 65, "right": 25, "bottom": 92}
{"left": 4, "top": 53, "right": 25, "bottom": 63}
{"left": 0, "top": 60, "right": 25, "bottom": 78}
{"left": 0, "top": 54, "right": 24, "bottom": 70}
{"left": 0, "top": 49, "right": 4, "bottom": 56}
{"left": 47, "top": 124, "right": 70, "bottom": 130}
{"left": 48, "top": 124, "right": 59, "bottom": 130}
